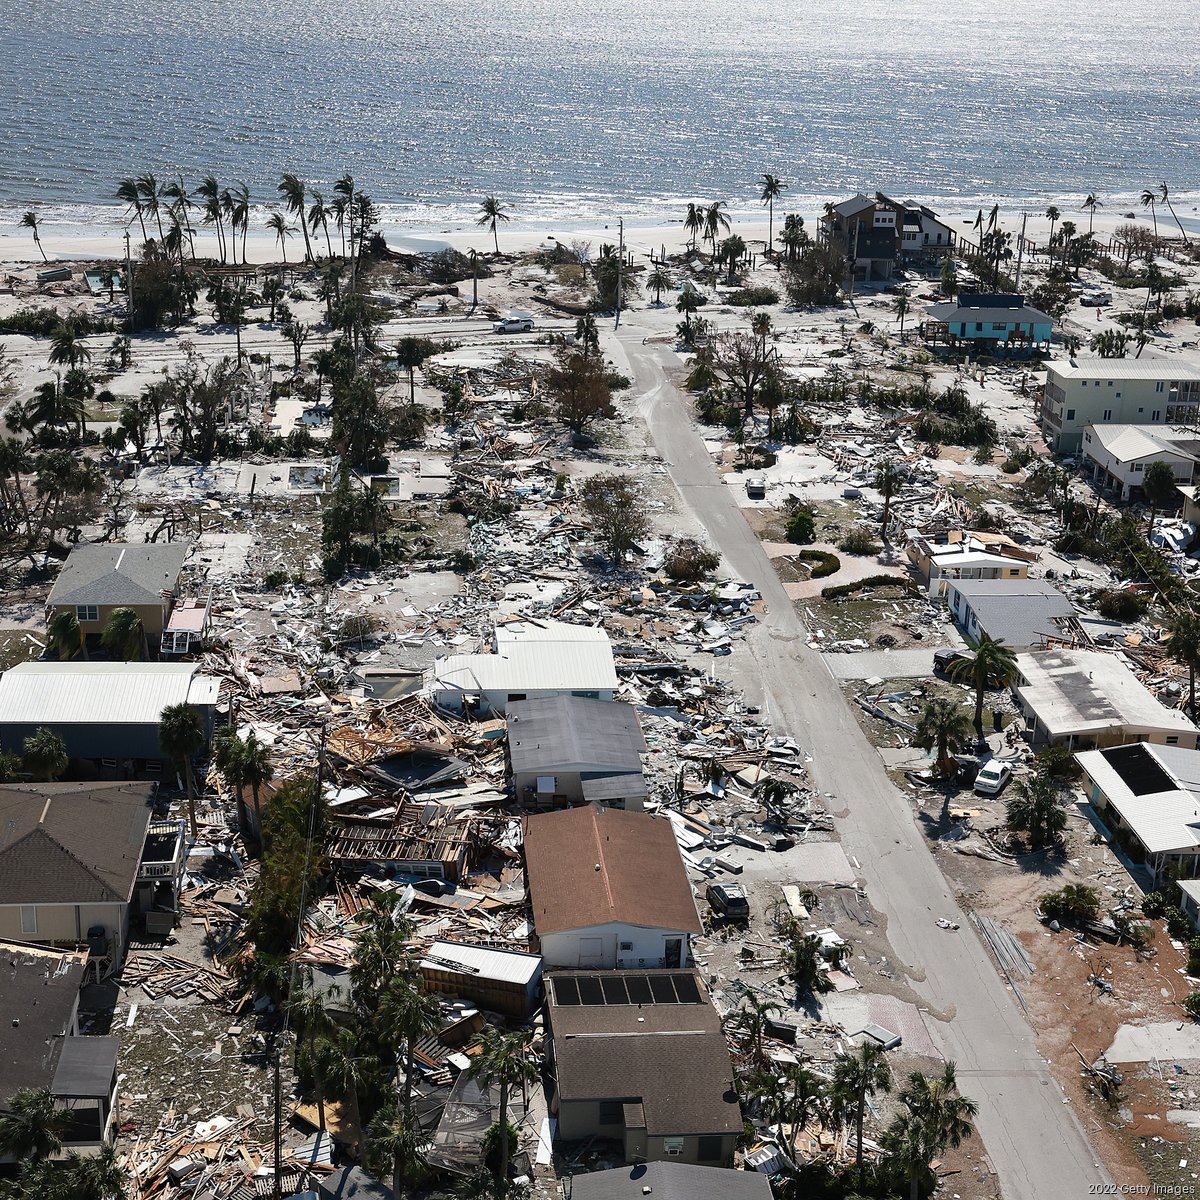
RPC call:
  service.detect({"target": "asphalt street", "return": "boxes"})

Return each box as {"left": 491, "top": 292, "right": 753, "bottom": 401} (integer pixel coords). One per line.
{"left": 614, "top": 327, "right": 1108, "bottom": 1200}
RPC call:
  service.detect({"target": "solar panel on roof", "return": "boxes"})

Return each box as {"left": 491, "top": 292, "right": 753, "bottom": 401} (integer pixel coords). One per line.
{"left": 554, "top": 977, "right": 581, "bottom": 1005}
{"left": 553, "top": 972, "right": 706, "bottom": 1006}
{"left": 648, "top": 975, "right": 677, "bottom": 1004}
{"left": 671, "top": 972, "right": 701, "bottom": 1003}
{"left": 601, "top": 976, "right": 629, "bottom": 1005}
{"left": 1105, "top": 744, "right": 1175, "bottom": 797}
{"left": 625, "top": 976, "right": 653, "bottom": 1005}
{"left": 577, "top": 976, "right": 605, "bottom": 1005}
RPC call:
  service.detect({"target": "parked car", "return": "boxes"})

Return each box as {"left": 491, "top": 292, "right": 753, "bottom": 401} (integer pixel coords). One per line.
{"left": 933, "top": 648, "right": 974, "bottom": 675}
{"left": 494, "top": 316, "right": 534, "bottom": 333}
{"left": 974, "top": 760, "right": 1013, "bottom": 795}
{"left": 746, "top": 476, "right": 766, "bottom": 499}
{"left": 706, "top": 881, "right": 750, "bottom": 920}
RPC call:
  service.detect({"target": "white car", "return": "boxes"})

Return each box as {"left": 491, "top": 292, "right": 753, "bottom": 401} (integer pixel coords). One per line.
{"left": 494, "top": 316, "right": 534, "bottom": 333}
{"left": 974, "top": 760, "right": 1013, "bottom": 795}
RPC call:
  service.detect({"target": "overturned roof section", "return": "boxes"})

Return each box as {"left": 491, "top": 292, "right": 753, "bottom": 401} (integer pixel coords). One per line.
{"left": 47, "top": 542, "right": 189, "bottom": 608}
{"left": 547, "top": 970, "right": 741, "bottom": 1139}
{"left": 507, "top": 696, "right": 646, "bottom": 774}
{"left": 0, "top": 782, "right": 156, "bottom": 905}
{"left": 1017, "top": 648, "right": 1197, "bottom": 741}
{"left": 0, "top": 662, "right": 219, "bottom": 726}
{"left": 523, "top": 804, "right": 701, "bottom": 937}
{"left": 433, "top": 620, "right": 618, "bottom": 697}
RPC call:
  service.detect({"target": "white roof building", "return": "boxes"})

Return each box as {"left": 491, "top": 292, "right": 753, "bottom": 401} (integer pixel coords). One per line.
{"left": 1081, "top": 423, "right": 1200, "bottom": 500}
{"left": 430, "top": 620, "right": 618, "bottom": 715}
{"left": 1015, "top": 648, "right": 1198, "bottom": 751}
{"left": 1076, "top": 742, "right": 1200, "bottom": 882}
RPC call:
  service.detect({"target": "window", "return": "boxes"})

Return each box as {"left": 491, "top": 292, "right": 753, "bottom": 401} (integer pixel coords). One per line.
{"left": 992, "top": 322, "right": 1007, "bottom": 331}
{"left": 697, "top": 1136, "right": 723, "bottom": 1161}
{"left": 1156, "top": 381, "right": 1165, "bottom": 393}
{"left": 76, "top": 605, "right": 98, "bottom": 622}
{"left": 1065, "top": 409, "right": 1075, "bottom": 421}
{"left": 598, "top": 1100, "right": 626, "bottom": 1125}
{"left": 506, "top": 693, "right": 527, "bottom": 702}
{"left": 1108, "top": 380, "right": 1114, "bottom": 387}
{"left": 1103, "top": 409, "right": 1112, "bottom": 421}
{"left": 1152, "top": 410, "right": 1161, "bottom": 421}
{"left": 619, "top": 942, "right": 633, "bottom": 952}
{"left": 1008, "top": 569, "right": 1021, "bottom": 576}
{"left": 975, "top": 322, "right": 984, "bottom": 333}
{"left": 663, "top": 1137, "right": 685, "bottom": 1157}
{"left": 1133, "top": 463, "right": 1145, "bottom": 472}
{"left": 1167, "top": 736, "right": 1180, "bottom": 746}
{"left": 20, "top": 906, "right": 37, "bottom": 935}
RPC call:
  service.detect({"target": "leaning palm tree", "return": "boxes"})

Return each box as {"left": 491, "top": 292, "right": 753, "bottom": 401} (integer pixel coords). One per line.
{"left": 100, "top": 605, "right": 144, "bottom": 661}
{"left": 116, "top": 177, "right": 148, "bottom": 243}
{"left": 308, "top": 189, "right": 333, "bottom": 260}
{"left": 1140, "top": 188, "right": 1160, "bottom": 245}
{"left": 1166, "top": 606, "right": 1200, "bottom": 719}
{"left": 162, "top": 177, "right": 196, "bottom": 259}
{"left": 1159, "top": 182, "right": 1191, "bottom": 247}
{"left": 20, "top": 211, "right": 47, "bottom": 261}
{"left": 476, "top": 196, "right": 511, "bottom": 255}
{"left": 279, "top": 173, "right": 314, "bottom": 262}
{"left": 759, "top": 173, "right": 787, "bottom": 252}
{"left": 0, "top": 1088, "right": 73, "bottom": 1161}
{"left": 137, "top": 173, "right": 165, "bottom": 243}
{"left": 947, "top": 635, "right": 1018, "bottom": 741}
{"left": 831, "top": 1040, "right": 893, "bottom": 1186}
{"left": 703, "top": 200, "right": 732, "bottom": 256}
{"left": 683, "top": 202, "right": 704, "bottom": 251}
{"left": 48, "top": 321, "right": 91, "bottom": 370}
{"left": 22, "top": 727, "right": 68, "bottom": 782}
{"left": 724, "top": 988, "right": 782, "bottom": 1065}
{"left": 874, "top": 457, "right": 902, "bottom": 540}
{"left": 913, "top": 698, "right": 972, "bottom": 778}
{"left": 47, "top": 609, "right": 85, "bottom": 661}
{"left": 645, "top": 265, "right": 671, "bottom": 305}
{"left": 267, "top": 212, "right": 293, "bottom": 263}
{"left": 159, "top": 701, "right": 204, "bottom": 839}
{"left": 466, "top": 1027, "right": 539, "bottom": 1198}
{"left": 195, "top": 175, "right": 226, "bottom": 262}
{"left": 1082, "top": 193, "right": 1102, "bottom": 235}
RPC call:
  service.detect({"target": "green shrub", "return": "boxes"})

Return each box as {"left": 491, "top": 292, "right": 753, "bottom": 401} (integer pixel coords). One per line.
{"left": 728, "top": 285, "right": 780, "bottom": 307}
{"left": 1188, "top": 938, "right": 1200, "bottom": 976}
{"left": 263, "top": 569, "right": 290, "bottom": 590}
{"left": 1000, "top": 444, "right": 1035, "bottom": 474}
{"left": 1036, "top": 745, "right": 1082, "bottom": 781}
{"left": 821, "top": 574, "right": 917, "bottom": 601}
{"left": 663, "top": 537, "right": 721, "bottom": 582}
{"left": 1095, "top": 588, "right": 1148, "bottom": 622}
{"left": 1184, "top": 992, "right": 1200, "bottom": 1019}
{"left": 1141, "top": 889, "right": 1169, "bottom": 919}
{"left": 838, "top": 527, "right": 881, "bottom": 557}
{"left": 797, "top": 549, "right": 840, "bottom": 578}
{"left": 1040, "top": 884, "right": 1101, "bottom": 924}
{"left": 1165, "top": 905, "right": 1193, "bottom": 942}
{"left": 0, "top": 308, "right": 116, "bottom": 338}
{"left": 784, "top": 509, "right": 816, "bottom": 545}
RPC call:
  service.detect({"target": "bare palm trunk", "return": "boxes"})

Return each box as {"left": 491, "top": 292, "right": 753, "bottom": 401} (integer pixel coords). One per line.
{"left": 498, "top": 1080, "right": 510, "bottom": 1198}
{"left": 182, "top": 758, "right": 198, "bottom": 839}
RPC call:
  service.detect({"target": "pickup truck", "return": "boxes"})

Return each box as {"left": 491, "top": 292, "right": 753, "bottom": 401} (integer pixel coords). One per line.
{"left": 494, "top": 316, "right": 534, "bottom": 333}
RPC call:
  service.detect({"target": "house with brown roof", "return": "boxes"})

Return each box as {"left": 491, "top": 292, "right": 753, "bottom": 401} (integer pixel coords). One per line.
{"left": 546, "top": 969, "right": 742, "bottom": 1166}
{"left": 0, "top": 782, "right": 177, "bottom": 967}
{"left": 522, "top": 805, "right": 702, "bottom": 969}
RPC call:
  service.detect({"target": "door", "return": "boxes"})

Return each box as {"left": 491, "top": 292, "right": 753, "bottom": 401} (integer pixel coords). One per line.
{"left": 578, "top": 937, "right": 604, "bottom": 968}
{"left": 664, "top": 938, "right": 682, "bottom": 968}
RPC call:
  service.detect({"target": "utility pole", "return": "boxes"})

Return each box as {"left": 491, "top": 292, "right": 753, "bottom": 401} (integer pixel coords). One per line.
{"left": 1014, "top": 212, "right": 1029, "bottom": 293}
{"left": 846, "top": 222, "right": 860, "bottom": 306}
{"left": 469, "top": 249, "right": 478, "bottom": 313}
{"left": 125, "top": 230, "right": 135, "bottom": 335}
{"left": 615, "top": 218, "right": 624, "bottom": 330}
{"left": 272, "top": 1042, "right": 283, "bottom": 1200}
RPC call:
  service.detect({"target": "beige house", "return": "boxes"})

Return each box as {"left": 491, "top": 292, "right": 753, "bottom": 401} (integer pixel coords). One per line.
{"left": 47, "top": 542, "right": 190, "bottom": 642}
{"left": 906, "top": 529, "right": 1036, "bottom": 599}
{"left": 0, "top": 782, "right": 180, "bottom": 968}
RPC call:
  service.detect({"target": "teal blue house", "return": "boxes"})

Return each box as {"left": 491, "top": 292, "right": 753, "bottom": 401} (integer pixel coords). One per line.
{"left": 921, "top": 293, "right": 1054, "bottom": 353}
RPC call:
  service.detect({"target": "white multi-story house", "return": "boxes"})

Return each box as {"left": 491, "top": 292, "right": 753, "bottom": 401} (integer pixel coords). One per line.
{"left": 1081, "top": 424, "right": 1200, "bottom": 500}
{"left": 1040, "top": 354, "right": 1200, "bottom": 453}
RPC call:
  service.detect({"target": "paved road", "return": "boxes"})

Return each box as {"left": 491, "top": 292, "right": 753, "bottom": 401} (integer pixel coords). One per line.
{"left": 614, "top": 330, "right": 1108, "bottom": 1200}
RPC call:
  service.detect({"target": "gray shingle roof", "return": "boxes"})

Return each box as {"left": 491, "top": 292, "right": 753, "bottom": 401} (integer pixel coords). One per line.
{"left": 950, "top": 579, "right": 1077, "bottom": 650}
{"left": 47, "top": 542, "right": 189, "bottom": 608}
{"left": 570, "top": 1162, "right": 771, "bottom": 1200}
{"left": 507, "top": 697, "right": 646, "bottom": 775}
{"left": 0, "top": 782, "right": 156, "bottom": 905}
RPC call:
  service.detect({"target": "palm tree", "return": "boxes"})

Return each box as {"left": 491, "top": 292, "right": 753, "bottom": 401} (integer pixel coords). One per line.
{"left": 1159, "top": 182, "right": 1191, "bottom": 246}
{"left": 750, "top": 310, "right": 772, "bottom": 359}
{"left": 1141, "top": 188, "right": 1160, "bottom": 245}
{"left": 116, "top": 178, "right": 148, "bottom": 243}
{"left": 47, "top": 609, "right": 85, "bottom": 661}
{"left": 645, "top": 265, "right": 671, "bottom": 305}
{"left": 466, "top": 1027, "right": 539, "bottom": 1198}
{"left": 159, "top": 701, "right": 204, "bottom": 839}
{"left": 230, "top": 183, "right": 251, "bottom": 265}
{"left": 48, "top": 321, "right": 91, "bottom": 370}
{"left": 724, "top": 988, "right": 781, "bottom": 1065}
{"left": 286, "top": 984, "right": 334, "bottom": 1131}
{"left": 268, "top": 212, "right": 293, "bottom": 263}
{"left": 1143, "top": 458, "right": 1179, "bottom": 537}
{"left": 1005, "top": 771, "right": 1067, "bottom": 850}
{"left": 875, "top": 457, "right": 902, "bottom": 540}
{"left": 277, "top": 173, "right": 313, "bottom": 261}
{"left": 913, "top": 698, "right": 972, "bottom": 778}
{"left": 22, "top": 728, "right": 68, "bottom": 782}
{"left": 240, "top": 731, "right": 274, "bottom": 839}
{"left": 476, "top": 196, "right": 511, "bottom": 255}
{"left": 322, "top": 1026, "right": 374, "bottom": 1157}
{"left": 137, "top": 173, "right": 165, "bottom": 243}
{"left": 163, "top": 177, "right": 196, "bottom": 259}
{"left": 1165, "top": 607, "right": 1200, "bottom": 718}
{"left": 832, "top": 1041, "right": 893, "bottom": 1186}
{"left": 884, "top": 1063, "right": 978, "bottom": 1200}
{"left": 334, "top": 174, "right": 356, "bottom": 258}
{"left": 1044, "top": 205, "right": 1060, "bottom": 258}
{"left": 720, "top": 233, "right": 747, "bottom": 284}
{"left": 1083, "top": 193, "right": 1101, "bottom": 235}
{"left": 100, "top": 606, "right": 144, "bottom": 661}
{"left": 574, "top": 313, "right": 599, "bottom": 359}
{"left": 0, "top": 1088, "right": 73, "bottom": 1160}
{"left": 683, "top": 202, "right": 704, "bottom": 251}
{"left": 71, "top": 1139, "right": 128, "bottom": 1199}
{"left": 308, "top": 190, "right": 333, "bottom": 260}
{"left": 20, "top": 211, "right": 47, "bottom": 261}
{"left": 366, "top": 1103, "right": 427, "bottom": 1198}
{"left": 760, "top": 173, "right": 787, "bottom": 252}
{"left": 381, "top": 982, "right": 441, "bottom": 1118}
{"left": 947, "top": 635, "right": 1018, "bottom": 741}
{"left": 703, "top": 201, "right": 732, "bottom": 256}
{"left": 894, "top": 293, "right": 910, "bottom": 339}
{"left": 676, "top": 288, "right": 702, "bottom": 338}
{"left": 394, "top": 336, "right": 436, "bottom": 406}
{"left": 196, "top": 175, "right": 226, "bottom": 263}
{"left": 780, "top": 213, "right": 806, "bottom": 263}
{"left": 1058, "top": 219, "right": 1077, "bottom": 269}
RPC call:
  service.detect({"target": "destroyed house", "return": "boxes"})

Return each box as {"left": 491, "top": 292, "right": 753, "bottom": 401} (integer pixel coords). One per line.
{"left": 523, "top": 804, "right": 702, "bottom": 969}
{"left": 46, "top": 541, "right": 189, "bottom": 641}
{"left": 325, "top": 807, "right": 471, "bottom": 882}
{"left": 0, "top": 661, "right": 219, "bottom": 769}
{"left": 1015, "top": 648, "right": 1199, "bottom": 751}
{"left": 546, "top": 969, "right": 742, "bottom": 1166}
{"left": 906, "top": 529, "right": 1034, "bottom": 598}
{"left": 569, "top": 1161, "right": 772, "bottom": 1200}
{"left": 430, "top": 620, "right": 618, "bottom": 716}
{"left": 0, "top": 941, "right": 118, "bottom": 1157}
{"left": 0, "top": 782, "right": 170, "bottom": 968}
{"left": 506, "top": 696, "right": 648, "bottom": 810}
{"left": 419, "top": 940, "right": 543, "bottom": 1017}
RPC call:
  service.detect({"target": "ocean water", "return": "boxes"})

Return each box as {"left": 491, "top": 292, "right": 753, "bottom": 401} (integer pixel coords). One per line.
{"left": 2, "top": 0, "right": 1199, "bottom": 234}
